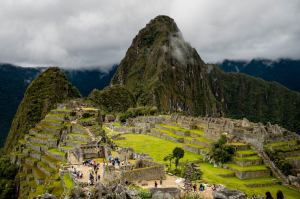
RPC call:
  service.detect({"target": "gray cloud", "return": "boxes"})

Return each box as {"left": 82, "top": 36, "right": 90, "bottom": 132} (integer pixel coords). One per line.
{"left": 0, "top": 0, "right": 299, "bottom": 70}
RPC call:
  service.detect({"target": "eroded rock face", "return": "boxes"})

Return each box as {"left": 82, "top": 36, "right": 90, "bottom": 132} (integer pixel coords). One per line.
{"left": 212, "top": 190, "right": 247, "bottom": 199}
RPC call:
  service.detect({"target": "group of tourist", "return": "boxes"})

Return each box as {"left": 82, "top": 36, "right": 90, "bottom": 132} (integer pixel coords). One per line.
{"left": 71, "top": 166, "right": 83, "bottom": 178}
{"left": 190, "top": 183, "right": 206, "bottom": 192}
{"left": 252, "top": 190, "right": 286, "bottom": 199}
{"left": 109, "top": 156, "right": 124, "bottom": 167}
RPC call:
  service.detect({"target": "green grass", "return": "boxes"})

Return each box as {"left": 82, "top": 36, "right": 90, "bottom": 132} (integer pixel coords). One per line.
{"left": 114, "top": 134, "right": 203, "bottom": 163}
{"left": 36, "top": 123, "right": 62, "bottom": 130}
{"left": 37, "top": 161, "right": 55, "bottom": 173}
{"left": 112, "top": 122, "right": 122, "bottom": 127}
{"left": 52, "top": 109, "right": 72, "bottom": 111}
{"left": 26, "top": 157, "right": 39, "bottom": 163}
{"left": 265, "top": 142, "right": 288, "bottom": 147}
{"left": 32, "top": 167, "right": 46, "bottom": 179}
{"left": 236, "top": 150, "right": 257, "bottom": 155}
{"left": 229, "top": 142, "right": 247, "bottom": 146}
{"left": 198, "top": 163, "right": 300, "bottom": 199}
{"left": 226, "top": 163, "right": 269, "bottom": 171}
{"left": 48, "top": 148, "right": 66, "bottom": 156}
{"left": 63, "top": 173, "right": 75, "bottom": 189}
{"left": 36, "top": 185, "right": 45, "bottom": 195}
{"left": 22, "top": 164, "right": 32, "bottom": 169}
{"left": 27, "top": 142, "right": 52, "bottom": 148}
{"left": 28, "top": 180, "right": 37, "bottom": 189}
{"left": 233, "top": 155, "right": 261, "bottom": 161}
{"left": 42, "top": 119, "right": 63, "bottom": 123}
{"left": 152, "top": 128, "right": 194, "bottom": 140}
{"left": 68, "top": 133, "right": 89, "bottom": 137}
{"left": 157, "top": 124, "right": 204, "bottom": 136}
{"left": 20, "top": 180, "right": 28, "bottom": 186}
{"left": 16, "top": 172, "right": 26, "bottom": 177}
{"left": 286, "top": 156, "right": 300, "bottom": 159}
{"left": 42, "top": 155, "right": 60, "bottom": 165}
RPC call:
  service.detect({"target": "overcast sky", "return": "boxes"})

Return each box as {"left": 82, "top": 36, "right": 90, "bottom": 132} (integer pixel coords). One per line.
{"left": 1, "top": 0, "right": 300, "bottom": 70}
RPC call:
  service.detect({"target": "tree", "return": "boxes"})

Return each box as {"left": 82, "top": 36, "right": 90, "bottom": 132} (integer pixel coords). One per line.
{"left": 173, "top": 147, "right": 185, "bottom": 169}
{"left": 211, "top": 135, "right": 234, "bottom": 164}
{"left": 163, "top": 154, "right": 174, "bottom": 171}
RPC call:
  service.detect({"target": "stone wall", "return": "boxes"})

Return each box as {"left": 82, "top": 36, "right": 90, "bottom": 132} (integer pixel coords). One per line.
{"left": 279, "top": 151, "right": 300, "bottom": 158}
{"left": 66, "top": 134, "right": 91, "bottom": 142}
{"left": 233, "top": 158, "right": 262, "bottom": 167}
{"left": 227, "top": 165, "right": 270, "bottom": 179}
{"left": 182, "top": 144, "right": 201, "bottom": 154}
{"left": 40, "top": 126, "right": 62, "bottom": 137}
{"left": 190, "top": 139, "right": 213, "bottom": 149}
{"left": 133, "top": 122, "right": 155, "bottom": 129}
{"left": 118, "top": 147, "right": 135, "bottom": 161}
{"left": 103, "top": 165, "right": 118, "bottom": 181}
{"left": 111, "top": 126, "right": 135, "bottom": 133}
{"left": 119, "top": 159, "right": 165, "bottom": 185}
{"left": 203, "top": 129, "right": 223, "bottom": 141}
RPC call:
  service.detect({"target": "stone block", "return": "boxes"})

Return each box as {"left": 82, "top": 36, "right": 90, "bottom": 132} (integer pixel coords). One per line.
{"left": 66, "top": 134, "right": 91, "bottom": 142}
{"left": 286, "top": 158, "right": 300, "bottom": 168}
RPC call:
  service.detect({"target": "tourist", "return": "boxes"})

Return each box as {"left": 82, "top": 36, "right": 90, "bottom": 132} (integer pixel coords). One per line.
{"left": 211, "top": 184, "right": 216, "bottom": 191}
{"left": 109, "top": 157, "right": 111, "bottom": 163}
{"left": 193, "top": 184, "right": 197, "bottom": 192}
{"left": 125, "top": 179, "right": 128, "bottom": 186}
{"left": 265, "top": 191, "right": 274, "bottom": 199}
{"left": 160, "top": 177, "right": 163, "bottom": 186}
{"left": 155, "top": 181, "right": 157, "bottom": 188}
{"left": 275, "top": 190, "right": 286, "bottom": 199}
{"left": 252, "top": 194, "right": 257, "bottom": 199}
{"left": 95, "top": 170, "right": 97, "bottom": 177}
{"left": 199, "top": 184, "right": 202, "bottom": 191}
{"left": 218, "top": 184, "right": 221, "bottom": 191}
{"left": 88, "top": 179, "right": 91, "bottom": 186}
{"left": 118, "top": 160, "right": 120, "bottom": 166}
{"left": 98, "top": 175, "right": 100, "bottom": 181}
{"left": 202, "top": 183, "right": 205, "bottom": 191}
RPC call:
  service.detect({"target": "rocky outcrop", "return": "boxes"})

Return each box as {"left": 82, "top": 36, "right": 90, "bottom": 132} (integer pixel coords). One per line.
{"left": 212, "top": 190, "right": 247, "bottom": 199}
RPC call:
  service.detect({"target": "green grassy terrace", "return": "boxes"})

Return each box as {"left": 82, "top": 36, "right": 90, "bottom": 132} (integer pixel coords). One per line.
{"left": 47, "top": 113, "right": 75, "bottom": 117}
{"left": 32, "top": 167, "right": 46, "bottom": 179}
{"left": 52, "top": 109, "right": 72, "bottom": 112}
{"left": 63, "top": 173, "right": 75, "bottom": 189}
{"left": 28, "top": 180, "right": 37, "bottom": 189}
{"left": 198, "top": 163, "right": 300, "bottom": 198}
{"left": 68, "top": 133, "right": 89, "bottom": 137}
{"left": 26, "top": 157, "right": 39, "bottom": 163}
{"left": 37, "top": 161, "right": 55, "bottom": 173}
{"left": 156, "top": 124, "right": 204, "bottom": 136}
{"left": 286, "top": 156, "right": 300, "bottom": 159}
{"left": 42, "top": 119, "right": 63, "bottom": 123}
{"left": 114, "top": 134, "right": 203, "bottom": 164}
{"left": 229, "top": 142, "right": 247, "bottom": 146}
{"left": 48, "top": 148, "right": 66, "bottom": 156}
{"left": 72, "top": 124, "right": 86, "bottom": 131}
{"left": 265, "top": 142, "right": 288, "bottom": 147}
{"left": 235, "top": 150, "right": 256, "bottom": 155}
{"left": 233, "top": 155, "right": 261, "bottom": 161}
{"left": 226, "top": 163, "right": 269, "bottom": 171}
{"left": 41, "top": 155, "right": 60, "bottom": 165}
{"left": 36, "top": 123, "right": 62, "bottom": 130}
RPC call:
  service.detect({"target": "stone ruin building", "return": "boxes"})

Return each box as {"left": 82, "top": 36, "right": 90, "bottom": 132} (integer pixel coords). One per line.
{"left": 105, "top": 115, "right": 115, "bottom": 123}
{"left": 102, "top": 147, "right": 164, "bottom": 185}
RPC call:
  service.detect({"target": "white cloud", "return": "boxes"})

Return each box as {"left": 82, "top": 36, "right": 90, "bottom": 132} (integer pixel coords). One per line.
{"left": 0, "top": 0, "right": 299, "bottom": 69}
